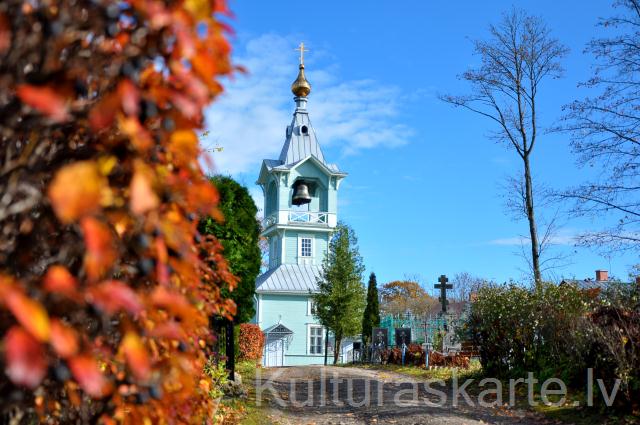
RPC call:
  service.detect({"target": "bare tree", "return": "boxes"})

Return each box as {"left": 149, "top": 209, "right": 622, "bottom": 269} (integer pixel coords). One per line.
{"left": 451, "top": 272, "right": 487, "bottom": 301}
{"left": 560, "top": 0, "right": 640, "bottom": 254}
{"left": 500, "top": 175, "right": 573, "bottom": 278}
{"left": 441, "top": 9, "right": 568, "bottom": 283}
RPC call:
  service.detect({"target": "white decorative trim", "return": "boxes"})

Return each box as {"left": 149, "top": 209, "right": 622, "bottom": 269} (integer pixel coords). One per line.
{"left": 307, "top": 297, "right": 315, "bottom": 316}
{"left": 281, "top": 230, "right": 286, "bottom": 264}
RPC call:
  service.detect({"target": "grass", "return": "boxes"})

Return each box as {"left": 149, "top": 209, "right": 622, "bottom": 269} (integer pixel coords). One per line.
{"left": 354, "top": 359, "right": 483, "bottom": 381}
{"left": 226, "top": 360, "right": 277, "bottom": 425}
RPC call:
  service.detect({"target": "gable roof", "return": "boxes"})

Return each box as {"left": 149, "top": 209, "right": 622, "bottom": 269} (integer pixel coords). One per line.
{"left": 256, "top": 264, "right": 322, "bottom": 293}
{"left": 263, "top": 323, "right": 294, "bottom": 336}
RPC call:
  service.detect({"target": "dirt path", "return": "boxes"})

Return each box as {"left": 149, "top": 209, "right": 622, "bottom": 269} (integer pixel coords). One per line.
{"left": 247, "top": 366, "right": 554, "bottom": 425}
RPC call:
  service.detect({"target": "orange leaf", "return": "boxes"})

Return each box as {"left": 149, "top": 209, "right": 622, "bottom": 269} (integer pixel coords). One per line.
{"left": 118, "top": 116, "right": 153, "bottom": 151}
{"left": 130, "top": 165, "right": 159, "bottom": 215}
{"left": 16, "top": 84, "right": 70, "bottom": 122}
{"left": 150, "top": 286, "right": 196, "bottom": 321}
{"left": 48, "top": 161, "right": 107, "bottom": 223}
{"left": 169, "top": 129, "right": 199, "bottom": 166}
{"left": 50, "top": 319, "right": 79, "bottom": 358}
{"left": 43, "top": 265, "right": 77, "bottom": 296}
{"left": 88, "top": 93, "right": 119, "bottom": 130}
{"left": 0, "top": 273, "right": 18, "bottom": 300}
{"left": 184, "top": 0, "right": 210, "bottom": 20}
{"left": 121, "top": 332, "right": 150, "bottom": 381}
{"left": 148, "top": 321, "right": 186, "bottom": 340}
{"left": 81, "top": 217, "right": 117, "bottom": 281}
{"left": 6, "top": 291, "right": 50, "bottom": 341}
{"left": 68, "top": 354, "right": 111, "bottom": 398}
{"left": 87, "top": 280, "right": 142, "bottom": 315}
{"left": 0, "top": 13, "right": 10, "bottom": 54}
{"left": 4, "top": 326, "right": 47, "bottom": 388}
{"left": 117, "top": 79, "right": 140, "bottom": 116}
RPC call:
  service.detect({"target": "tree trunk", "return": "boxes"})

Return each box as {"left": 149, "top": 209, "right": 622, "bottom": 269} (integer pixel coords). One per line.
{"left": 324, "top": 328, "right": 329, "bottom": 366}
{"left": 333, "top": 335, "right": 342, "bottom": 365}
{"left": 523, "top": 154, "right": 541, "bottom": 283}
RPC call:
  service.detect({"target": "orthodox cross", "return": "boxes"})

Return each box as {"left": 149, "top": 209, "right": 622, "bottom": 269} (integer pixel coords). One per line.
{"left": 295, "top": 42, "right": 309, "bottom": 65}
{"left": 434, "top": 275, "right": 452, "bottom": 314}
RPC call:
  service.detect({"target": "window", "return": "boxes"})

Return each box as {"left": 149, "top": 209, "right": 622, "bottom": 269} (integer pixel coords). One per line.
{"left": 300, "top": 237, "right": 312, "bottom": 257}
{"left": 309, "top": 326, "right": 324, "bottom": 355}
{"left": 307, "top": 298, "right": 316, "bottom": 316}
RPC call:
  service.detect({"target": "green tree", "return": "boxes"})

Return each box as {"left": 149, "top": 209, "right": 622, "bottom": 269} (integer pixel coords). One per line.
{"left": 313, "top": 222, "right": 366, "bottom": 364}
{"left": 362, "top": 272, "right": 381, "bottom": 346}
{"left": 199, "top": 176, "right": 261, "bottom": 324}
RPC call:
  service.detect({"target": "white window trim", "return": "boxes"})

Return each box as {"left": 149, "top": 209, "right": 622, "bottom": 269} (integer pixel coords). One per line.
{"left": 307, "top": 298, "right": 315, "bottom": 316}
{"left": 307, "top": 324, "right": 324, "bottom": 356}
{"left": 298, "top": 235, "right": 314, "bottom": 264}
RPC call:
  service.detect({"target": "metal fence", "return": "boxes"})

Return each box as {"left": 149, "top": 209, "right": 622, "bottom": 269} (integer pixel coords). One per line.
{"left": 378, "top": 312, "right": 468, "bottom": 347}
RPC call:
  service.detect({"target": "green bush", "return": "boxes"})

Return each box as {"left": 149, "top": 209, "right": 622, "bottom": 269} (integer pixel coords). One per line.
{"left": 468, "top": 281, "right": 640, "bottom": 411}
{"left": 468, "top": 282, "right": 593, "bottom": 382}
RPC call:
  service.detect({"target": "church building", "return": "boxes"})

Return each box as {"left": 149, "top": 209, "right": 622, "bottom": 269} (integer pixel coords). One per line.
{"left": 253, "top": 46, "right": 347, "bottom": 366}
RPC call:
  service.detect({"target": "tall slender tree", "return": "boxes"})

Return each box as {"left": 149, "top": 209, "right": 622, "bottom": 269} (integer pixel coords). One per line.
{"left": 313, "top": 223, "right": 366, "bottom": 364}
{"left": 441, "top": 9, "right": 568, "bottom": 283}
{"left": 362, "top": 272, "right": 381, "bottom": 346}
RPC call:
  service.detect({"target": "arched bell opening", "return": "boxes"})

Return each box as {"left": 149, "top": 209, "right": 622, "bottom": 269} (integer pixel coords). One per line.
{"left": 290, "top": 177, "right": 327, "bottom": 213}
{"left": 291, "top": 179, "right": 313, "bottom": 210}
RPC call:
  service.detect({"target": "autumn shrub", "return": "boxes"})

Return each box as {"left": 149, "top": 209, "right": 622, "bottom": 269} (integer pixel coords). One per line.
{"left": 468, "top": 283, "right": 593, "bottom": 383}
{"left": 238, "top": 323, "right": 265, "bottom": 361}
{"left": 0, "top": 0, "right": 238, "bottom": 423}
{"left": 467, "top": 281, "right": 640, "bottom": 410}
{"left": 586, "top": 284, "right": 640, "bottom": 412}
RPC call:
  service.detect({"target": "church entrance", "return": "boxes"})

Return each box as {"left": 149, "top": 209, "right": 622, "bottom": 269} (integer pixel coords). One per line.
{"left": 262, "top": 323, "right": 293, "bottom": 367}
{"left": 264, "top": 337, "right": 285, "bottom": 367}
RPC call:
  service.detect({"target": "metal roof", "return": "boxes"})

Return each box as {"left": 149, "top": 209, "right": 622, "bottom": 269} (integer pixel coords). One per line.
{"left": 256, "top": 264, "right": 322, "bottom": 293}
{"left": 279, "top": 108, "right": 326, "bottom": 166}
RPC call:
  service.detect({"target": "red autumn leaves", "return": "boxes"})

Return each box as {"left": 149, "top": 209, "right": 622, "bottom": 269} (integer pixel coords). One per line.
{"left": 4, "top": 327, "right": 47, "bottom": 388}
{"left": 16, "top": 84, "right": 71, "bottom": 123}
{"left": 1, "top": 0, "right": 237, "bottom": 421}
{"left": 0, "top": 277, "right": 106, "bottom": 394}
{"left": 1, "top": 270, "right": 155, "bottom": 394}
{"left": 238, "top": 324, "right": 265, "bottom": 361}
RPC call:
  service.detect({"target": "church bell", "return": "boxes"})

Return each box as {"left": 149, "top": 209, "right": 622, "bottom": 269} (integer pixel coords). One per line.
{"left": 292, "top": 182, "right": 312, "bottom": 206}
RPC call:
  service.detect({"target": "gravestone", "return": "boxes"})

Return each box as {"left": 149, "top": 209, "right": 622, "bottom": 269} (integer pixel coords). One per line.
{"left": 372, "top": 328, "right": 388, "bottom": 347}
{"left": 443, "top": 331, "right": 462, "bottom": 353}
{"left": 394, "top": 328, "right": 411, "bottom": 347}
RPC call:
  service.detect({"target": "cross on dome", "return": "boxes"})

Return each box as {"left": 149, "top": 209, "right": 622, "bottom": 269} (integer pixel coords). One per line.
{"left": 291, "top": 42, "right": 311, "bottom": 97}
{"left": 294, "top": 42, "right": 309, "bottom": 65}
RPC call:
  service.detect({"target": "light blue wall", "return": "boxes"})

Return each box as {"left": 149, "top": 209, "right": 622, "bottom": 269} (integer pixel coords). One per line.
{"left": 279, "top": 230, "right": 328, "bottom": 266}
{"left": 258, "top": 294, "right": 327, "bottom": 365}
{"left": 265, "top": 180, "right": 278, "bottom": 217}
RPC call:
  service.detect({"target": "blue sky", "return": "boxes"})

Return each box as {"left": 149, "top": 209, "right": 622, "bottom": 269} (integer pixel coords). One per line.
{"left": 203, "top": 0, "right": 638, "bottom": 289}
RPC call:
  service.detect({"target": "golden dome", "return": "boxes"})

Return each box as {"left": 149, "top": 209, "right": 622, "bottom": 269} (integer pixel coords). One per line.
{"left": 291, "top": 64, "right": 311, "bottom": 97}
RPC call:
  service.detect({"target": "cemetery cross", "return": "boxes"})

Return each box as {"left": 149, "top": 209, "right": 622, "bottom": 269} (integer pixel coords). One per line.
{"left": 434, "top": 274, "right": 453, "bottom": 314}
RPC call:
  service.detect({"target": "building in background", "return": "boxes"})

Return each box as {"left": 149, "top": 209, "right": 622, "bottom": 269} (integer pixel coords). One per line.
{"left": 253, "top": 52, "right": 348, "bottom": 366}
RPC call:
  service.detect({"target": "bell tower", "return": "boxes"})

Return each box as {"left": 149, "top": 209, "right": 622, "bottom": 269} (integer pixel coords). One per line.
{"left": 256, "top": 46, "right": 346, "bottom": 276}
